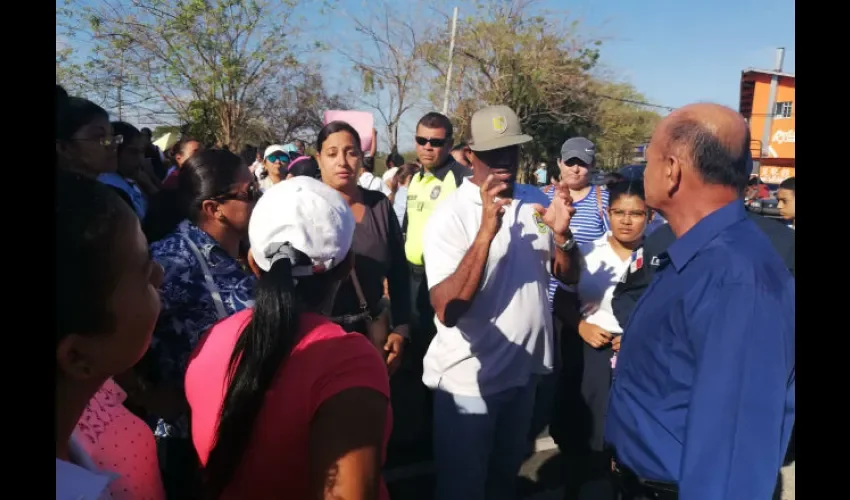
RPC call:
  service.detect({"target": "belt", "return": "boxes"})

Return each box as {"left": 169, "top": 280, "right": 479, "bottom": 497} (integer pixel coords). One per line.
{"left": 410, "top": 264, "right": 426, "bottom": 277}
{"left": 610, "top": 456, "right": 678, "bottom": 500}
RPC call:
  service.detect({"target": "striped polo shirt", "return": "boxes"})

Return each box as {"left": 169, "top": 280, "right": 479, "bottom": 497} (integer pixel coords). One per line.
{"left": 543, "top": 184, "right": 610, "bottom": 308}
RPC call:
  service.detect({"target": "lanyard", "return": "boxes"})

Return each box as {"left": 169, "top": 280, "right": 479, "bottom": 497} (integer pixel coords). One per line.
{"left": 178, "top": 231, "right": 228, "bottom": 320}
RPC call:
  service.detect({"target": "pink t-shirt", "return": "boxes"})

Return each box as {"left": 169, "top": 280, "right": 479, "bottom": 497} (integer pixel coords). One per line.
{"left": 74, "top": 378, "right": 165, "bottom": 500}
{"left": 185, "top": 310, "right": 392, "bottom": 500}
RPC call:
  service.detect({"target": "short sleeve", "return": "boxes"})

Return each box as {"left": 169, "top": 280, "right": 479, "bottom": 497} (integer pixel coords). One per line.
{"left": 422, "top": 207, "right": 469, "bottom": 290}
{"left": 310, "top": 333, "right": 390, "bottom": 417}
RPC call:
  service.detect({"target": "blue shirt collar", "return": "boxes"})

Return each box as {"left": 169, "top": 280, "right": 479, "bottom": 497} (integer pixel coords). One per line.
{"left": 665, "top": 201, "right": 747, "bottom": 272}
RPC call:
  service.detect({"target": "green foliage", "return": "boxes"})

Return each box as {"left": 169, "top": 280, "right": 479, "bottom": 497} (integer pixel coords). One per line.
{"left": 57, "top": 0, "right": 343, "bottom": 149}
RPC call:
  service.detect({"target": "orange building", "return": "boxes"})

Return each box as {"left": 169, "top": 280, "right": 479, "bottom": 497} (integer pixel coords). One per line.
{"left": 738, "top": 52, "right": 795, "bottom": 185}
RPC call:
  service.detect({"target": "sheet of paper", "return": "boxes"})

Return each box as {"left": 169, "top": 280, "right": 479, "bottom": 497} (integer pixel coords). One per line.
{"left": 323, "top": 110, "right": 374, "bottom": 154}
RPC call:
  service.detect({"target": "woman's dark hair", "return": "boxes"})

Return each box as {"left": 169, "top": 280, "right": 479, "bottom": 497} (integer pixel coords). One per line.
{"left": 288, "top": 156, "right": 321, "bottom": 180}
{"left": 397, "top": 162, "right": 420, "bottom": 184}
{"left": 111, "top": 121, "right": 141, "bottom": 156}
{"left": 57, "top": 170, "right": 135, "bottom": 345}
{"left": 607, "top": 180, "right": 646, "bottom": 206}
{"left": 204, "top": 251, "right": 351, "bottom": 496}
{"left": 603, "top": 172, "right": 626, "bottom": 187}
{"left": 143, "top": 149, "right": 244, "bottom": 242}
{"left": 239, "top": 145, "right": 258, "bottom": 166}
{"left": 56, "top": 96, "right": 109, "bottom": 142}
{"left": 316, "top": 121, "right": 362, "bottom": 154}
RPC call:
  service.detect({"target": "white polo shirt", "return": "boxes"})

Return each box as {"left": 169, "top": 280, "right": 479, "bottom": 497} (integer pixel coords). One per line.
{"left": 576, "top": 234, "right": 632, "bottom": 335}
{"left": 422, "top": 179, "right": 555, "bottom": 397}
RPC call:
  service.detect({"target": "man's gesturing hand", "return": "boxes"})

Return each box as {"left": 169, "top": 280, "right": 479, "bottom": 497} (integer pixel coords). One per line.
{"left": 479, "top": 174, "right": 512, "bottom": 240}
{"left": 531, "top": 181, "right": 575, "bottom": 237}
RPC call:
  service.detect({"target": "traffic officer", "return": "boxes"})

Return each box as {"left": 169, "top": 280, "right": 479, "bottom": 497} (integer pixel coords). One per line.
{"left": 404, "top": 112, "right": 470, "bottom": 348}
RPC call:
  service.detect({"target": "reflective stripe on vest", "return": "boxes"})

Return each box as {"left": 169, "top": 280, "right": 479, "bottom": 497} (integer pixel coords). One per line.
{"left": 404, "top": 169, "right": 461, "bottom": 266}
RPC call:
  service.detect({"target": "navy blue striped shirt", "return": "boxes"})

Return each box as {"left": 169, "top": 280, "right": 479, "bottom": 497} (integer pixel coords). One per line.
{"left": 543, "top": 184, "right": 610, "bottom": 307}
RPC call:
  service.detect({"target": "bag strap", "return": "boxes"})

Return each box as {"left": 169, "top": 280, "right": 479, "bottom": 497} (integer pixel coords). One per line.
{"left": 349, "top": 269, "right": 370, "bottom": 314}
{"left": 595, "top": 185, "right": 611, "bottom": 232}
{"left": 179, "top": 232, "right": 228, "bottom": 320}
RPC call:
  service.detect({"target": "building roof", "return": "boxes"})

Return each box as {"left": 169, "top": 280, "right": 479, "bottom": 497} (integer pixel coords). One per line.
{"left": 741, "top": 68, "right": 796, "bottom": 79}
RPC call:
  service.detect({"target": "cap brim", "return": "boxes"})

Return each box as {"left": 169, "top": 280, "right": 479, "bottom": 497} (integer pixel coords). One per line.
{"left": 469, "top": 134, "right": 533, "bottom": 152}
{"left": 561, "top": 150, "right": 593, "bottom": 165}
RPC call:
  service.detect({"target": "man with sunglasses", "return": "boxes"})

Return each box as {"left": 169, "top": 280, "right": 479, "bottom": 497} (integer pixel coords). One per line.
{"left": 404, "top": 113, "right": 471, "bottom": 353}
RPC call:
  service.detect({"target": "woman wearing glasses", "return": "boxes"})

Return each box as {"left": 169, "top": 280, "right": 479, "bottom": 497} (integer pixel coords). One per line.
{"left": 559, "top": 180, "right": 649, "bottom": 500}
{"left": 56, "top": 87, "right": 121, "bottom": 177}
{"left": 135, "top": 149, "right": 260, "bottom": 498}
{"left": 258, "top": 144, "right": 291, "bottom": 192}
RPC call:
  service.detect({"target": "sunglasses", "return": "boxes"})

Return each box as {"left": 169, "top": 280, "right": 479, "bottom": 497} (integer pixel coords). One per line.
{"left": 265, "top": 153, "right": 290, "bottom": 163}
{"left": 72, "top": 134, "right": 124, "bottom": 148}
{"left": 212, "top": 183, "right": 262, "bottom": 203}
{"left": 415, "top": 136, "right": 449, "bottom": 148}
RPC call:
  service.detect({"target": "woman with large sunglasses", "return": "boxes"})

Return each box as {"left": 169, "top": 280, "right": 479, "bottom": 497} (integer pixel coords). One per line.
{"left": 132, "top": 149, "right": 260, "bottom": 498}
{"left": 257, "top": 144, "right": 291, "bottom": 192}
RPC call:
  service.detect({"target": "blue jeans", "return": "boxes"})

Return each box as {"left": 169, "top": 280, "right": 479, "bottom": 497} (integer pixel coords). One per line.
{"left": 432, "top": 378, "right": 539, "bottom": 500}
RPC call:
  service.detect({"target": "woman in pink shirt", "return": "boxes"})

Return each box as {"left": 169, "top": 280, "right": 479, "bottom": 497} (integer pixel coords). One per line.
{"left": 185, "top": 176, "right": 392, "bottom": 499}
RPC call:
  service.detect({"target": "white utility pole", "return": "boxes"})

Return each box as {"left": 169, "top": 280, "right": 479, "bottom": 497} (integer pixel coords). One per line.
{"left": 441, "top": 7, "right": 459, "bottom": 115}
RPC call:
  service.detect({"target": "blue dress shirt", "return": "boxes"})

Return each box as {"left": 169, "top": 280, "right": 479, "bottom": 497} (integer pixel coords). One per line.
{"left": 605, "top": 201, "right": 795, "bottom": 500}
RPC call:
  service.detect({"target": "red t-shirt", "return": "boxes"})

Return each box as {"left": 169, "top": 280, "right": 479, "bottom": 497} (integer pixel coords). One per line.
{"left": 185, "top": 310, "right": 392, "bottom": 499}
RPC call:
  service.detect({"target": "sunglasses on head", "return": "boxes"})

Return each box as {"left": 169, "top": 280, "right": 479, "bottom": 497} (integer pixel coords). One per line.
{"left": 266, "top": 153, "right": 290, "bottom": 163}
{"left": 415, "top": 136, "right": 449, "bottom": 148}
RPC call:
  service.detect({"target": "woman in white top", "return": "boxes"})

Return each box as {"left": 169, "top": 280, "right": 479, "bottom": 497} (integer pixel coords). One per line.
{"left": 56, "top": 171, "right": 164, "bottom": 500}
{"left": 560, "top": 180, "right": 649, "bottom": 500}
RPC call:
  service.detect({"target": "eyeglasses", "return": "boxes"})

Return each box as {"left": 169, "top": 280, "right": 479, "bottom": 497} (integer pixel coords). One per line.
{"left": 415, "top": 136, "right": 449, "bottom": 148}
{"left": 265, "top": 153, "right": 290, "bottom": 163}
{"left": 212, "top": 183, "right": 262, "bottom": 203}
{"left": 609, "top": 209, "right": 648, "bottom": 220}
{"left": 72, "top": 134, "right": 124, "bottom": 148}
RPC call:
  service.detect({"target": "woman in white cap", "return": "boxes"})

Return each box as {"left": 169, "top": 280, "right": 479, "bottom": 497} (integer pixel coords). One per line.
{"left": 185, "top": 177, "right": 392, "bottom": 500}
{"left": 257, "top": 144, "right": 291, "bottom": 192}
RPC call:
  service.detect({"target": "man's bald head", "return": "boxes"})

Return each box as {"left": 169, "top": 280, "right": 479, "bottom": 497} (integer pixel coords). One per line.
{"left": 658, "top": 103, "right": 751, "bottom": 194}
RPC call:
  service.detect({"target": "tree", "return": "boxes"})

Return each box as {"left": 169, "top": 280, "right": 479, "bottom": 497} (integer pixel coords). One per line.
{"left": 58, "top": 0, "right": 314, "bottom": 149}
{"left": 342, "top": 1, "right": 430, "bottom": 152}
{"left": 422, "top": 0, "right": 602, "bottom": 178}
{"left": 590, "top": 82, "right": 662, "bottom": 171}
{"left": 247, "top": 69, "right": 350, "bottom": 147}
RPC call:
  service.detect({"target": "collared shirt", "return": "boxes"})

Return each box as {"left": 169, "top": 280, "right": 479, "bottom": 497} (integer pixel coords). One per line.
{"left": 576, "top": 234, "right": 631, "bottom": 335}
{"left": 97, "top": 173, "right": 148, "bottom": 220}
{"left": 611, "top": 211, "right": 795, "bottom": 329}
{"left": 147, "top": 220, "right": 256, "bottom": 437}
{"left": 606, "top": 201, "right": 795, "bottom": 500}
{"left": 422, "top": 180, "right": 554, "bottom": 396}
{"left": 57, "top": 434, "right": 117, "bottom": 500}
{"left": 404, "top": 158, "right": 470, "bottom": 267}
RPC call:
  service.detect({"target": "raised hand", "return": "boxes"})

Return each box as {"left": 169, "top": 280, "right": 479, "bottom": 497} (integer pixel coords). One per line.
{"left": 479, "top": 174, "right": 512, "bottom": 240}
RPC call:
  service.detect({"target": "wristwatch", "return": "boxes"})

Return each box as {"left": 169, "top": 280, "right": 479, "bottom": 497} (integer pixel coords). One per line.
{"left": 555, "top": 234, "right": 576, "bottom": 252}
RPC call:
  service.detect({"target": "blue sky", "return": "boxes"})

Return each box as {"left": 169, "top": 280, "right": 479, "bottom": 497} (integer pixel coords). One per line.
{"left": 326, "top": 0, "right": 796, "bottom": 149}
{"left": 58, "top": 0, "right": 795, "bottom": 148}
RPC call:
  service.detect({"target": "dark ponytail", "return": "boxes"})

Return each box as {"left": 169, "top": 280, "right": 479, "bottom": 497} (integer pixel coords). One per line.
{"left": 143, "top": 149, "right": 243, "bottom": 242}
{"left": 203, "top": 256, "right": 302, "bottom": 498}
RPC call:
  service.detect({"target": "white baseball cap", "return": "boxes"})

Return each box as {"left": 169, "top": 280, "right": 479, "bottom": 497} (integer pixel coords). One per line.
{"left": 248, "top": 177, "right": 355, "bottom": 274}
{"left": 264, "top": 144, "right": 289, "bottom": 159}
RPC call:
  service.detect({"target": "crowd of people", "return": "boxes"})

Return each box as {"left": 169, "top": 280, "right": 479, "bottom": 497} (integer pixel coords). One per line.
{"left": 56, "top": 80, "right": 795, "bottom": 500}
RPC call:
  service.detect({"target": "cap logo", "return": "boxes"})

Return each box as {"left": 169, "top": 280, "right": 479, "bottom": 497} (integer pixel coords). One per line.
{"left": 492, "top": 116, "right": 507, "bottom": 134}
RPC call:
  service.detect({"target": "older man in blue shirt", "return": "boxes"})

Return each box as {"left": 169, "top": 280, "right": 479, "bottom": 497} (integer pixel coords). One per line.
{"left": 605, "top": 103, "right": 795, "bottom": 500}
